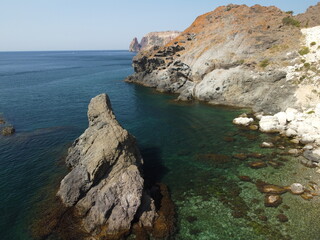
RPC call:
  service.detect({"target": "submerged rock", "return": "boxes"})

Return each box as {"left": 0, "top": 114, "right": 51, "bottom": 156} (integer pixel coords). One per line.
{"left": 238, "top": 176, "right": 252, "bottom": 182}
{"left": 289, "top": 183, "right": 304, "bottom": 195}
{"left": 1, "top": 126, "right": 15, "bottom": 136}
{"left": 0, "top": 118, "right": 5, "bottom": 124}
{"left": 233, "top": 153, "right": 248, "bottom": 160}
{"left": 256, "top": 181, "right": 287, "bottom": 194}
{"left": 249, "top": 161, "right": 267, "bottom": 169}
{"left": 277, "top": 214, "right": 289, "bottom": 223}
{"left": 260, "top": 142, "right": 274, "bottom": 148}
{"left": 264, "top": 194, "right": 282, "bottom": 207}
{"left": 57, "top": 94, "right": 172, "bottom": 239}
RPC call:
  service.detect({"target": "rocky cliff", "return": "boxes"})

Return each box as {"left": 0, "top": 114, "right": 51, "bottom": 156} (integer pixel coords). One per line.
{"left": 129, "top": 37, "right": 140, "bottom": 52}
{"left": 129, "top": 31, "right": 180, "bottom": 52}
{"left": 56, "top": 94, "right": 174, "bottom": 240}
{"left": 126, "top": 3, "right": 320, "bottom": 114}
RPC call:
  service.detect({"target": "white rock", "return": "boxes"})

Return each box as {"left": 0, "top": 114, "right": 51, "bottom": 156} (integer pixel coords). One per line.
{"left": 297, "top": 124, "right": 316, "bottom": 136}
{"left": 259, "top": 116, "right": 282, "bottom": 133}
{"left": 303, "top": 144, "right": 314, "bottom": 150}
{"left": 286, "top": 128, "right": 297, "bottom": 137}
{"left": 275, "top": 112, "right": 287, "bottom": 126}
{"left": 300, "top": 134, "right": 316, "bottom": 144}
{"left": 254, "top": 112, "right": 264, "bottom": 120}
{"left": 233, "top": 117, "right": 254, "bottom": 126}
{"left": 290, "top": 183, "right": 304, "bottom": 194}
{"left": 286, "top": 108, "right": 298, "bottom": 122}
{"left": 260, "top": 142, "right": 274, "bottom": 148}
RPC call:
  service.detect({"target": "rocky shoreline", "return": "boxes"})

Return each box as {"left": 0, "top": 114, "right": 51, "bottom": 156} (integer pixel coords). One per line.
{"left": 232, "top": 104, "right": 320, "bottom": 213}
{"left": 126, "top": 3, "right": 320, "bottom": 114}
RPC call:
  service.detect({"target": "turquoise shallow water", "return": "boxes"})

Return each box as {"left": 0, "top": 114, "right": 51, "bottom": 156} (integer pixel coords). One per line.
{"left": 1, "top": 51, "right": 320, "bottom": 240}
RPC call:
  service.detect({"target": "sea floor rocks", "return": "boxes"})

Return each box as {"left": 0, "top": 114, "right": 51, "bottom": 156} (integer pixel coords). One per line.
{"left": 289, "top": 183, "right": 304, "bottom": 195}
{"left": 56, "top": 94, "right": 173, "bottom": 240}
{"left": 264, "top": 195, "right": 282, "bottom": 207}
{"left": 1, "top": 126, "right": 15, "bottom": 136}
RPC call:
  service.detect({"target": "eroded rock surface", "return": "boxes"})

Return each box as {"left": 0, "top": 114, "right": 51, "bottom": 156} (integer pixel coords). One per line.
{"left": 57, "top": 94, "right": 170, "bottom": 239}
{"left": 126, "top": 3, "right": 320, "bottom": 114}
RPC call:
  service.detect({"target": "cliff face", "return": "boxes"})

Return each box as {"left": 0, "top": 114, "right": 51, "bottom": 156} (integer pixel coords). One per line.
{"left": 297, "top": 2, "right": 320, "bottom": 28}
{"left": 126, "top": 3, "right": 320, "bottom": 114}
{"left": 129, "top": 31, "right": 180, "bottom": 52}
{"left": 57, "top": 94, "right": 174, "bottom": 240}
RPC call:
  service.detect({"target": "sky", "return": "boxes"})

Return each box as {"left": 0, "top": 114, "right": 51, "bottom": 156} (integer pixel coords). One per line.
{"left": 0, "top": 0, "right": 319, "bottom": 51}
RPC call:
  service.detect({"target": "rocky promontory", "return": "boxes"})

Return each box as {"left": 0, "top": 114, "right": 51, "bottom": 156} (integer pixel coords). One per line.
{"left": 126, "top": 3, "right": 320, "bottom": 114}
{"left": 129, "top": 31, "right": 180, "bottom": 52}
{"left": 56, "top": 94, "right": 174, "bottom": 239}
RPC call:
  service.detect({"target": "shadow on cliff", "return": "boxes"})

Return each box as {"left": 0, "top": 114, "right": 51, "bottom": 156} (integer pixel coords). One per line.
{"left": 140, "top": 147, "right": 169, "bottom": 186}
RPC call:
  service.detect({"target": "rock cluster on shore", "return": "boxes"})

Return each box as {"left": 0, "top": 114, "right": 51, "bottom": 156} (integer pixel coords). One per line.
{"left": 56, "top": 94, "right": 175, "bottom": 240}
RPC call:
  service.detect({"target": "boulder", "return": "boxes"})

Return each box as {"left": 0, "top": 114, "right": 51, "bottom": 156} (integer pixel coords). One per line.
{"left": 260, "top": 142, "right": 274, "bottom": 148}
{"left": 285, "top": 128, "right": 297, "bottom": 137}
{"left": 274, "top": 112, "right": 287, "bottom": 126}
{"left": 289, "top": 183, "right": 304, "bottom": 194}
{"left": 57, "top": 94, "right": 158, "bottom": 239}
{"left": 264, "top": 195, "right": 282, "bottom": 207}
{"left": 233, "top": 117, "right": 254, "bottom": 126}
{"left": 259, "top": 116, "right": 282, "bottom": 133}
{"left": 286, "top": 108, "right": 298, "bottom": 122}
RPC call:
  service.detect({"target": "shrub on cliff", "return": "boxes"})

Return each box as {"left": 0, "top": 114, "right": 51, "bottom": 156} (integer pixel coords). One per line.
{"left": 298, "top": 47, "right": 310, "bottom": 55}
{"left": 259, "top": 59, "right": 270, "bottom": 68}
{"left": 282, "top": 16, "right": 300, "bottom": 27}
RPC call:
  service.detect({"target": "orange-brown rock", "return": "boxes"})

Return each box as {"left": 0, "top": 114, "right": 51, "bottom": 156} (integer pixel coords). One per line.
{"left": 233, "top": 153, "right": 248, "bottom": 160}
{"left": 301, "top": 192, "right": 313, "bottom": 200}
{"left": 256, "top": 180, "right": 287, "bottom": 194}
{"left": 238, "top": 175, "right": 252, "bottom": 182}
{"left": 249, "top": 161, "right": 267, "bottom": 169}
{"left": 150, "top": 183, "right": 176, "bottom": 239}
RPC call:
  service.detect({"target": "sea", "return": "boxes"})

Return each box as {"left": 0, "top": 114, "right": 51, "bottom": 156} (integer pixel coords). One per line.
{"left": 1, "top": 50, "right": 320, "bottom": 240}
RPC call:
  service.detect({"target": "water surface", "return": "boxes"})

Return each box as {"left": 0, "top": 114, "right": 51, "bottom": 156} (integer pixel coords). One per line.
{"left": 0, "top": 51, "right": 319, "bottom": 240}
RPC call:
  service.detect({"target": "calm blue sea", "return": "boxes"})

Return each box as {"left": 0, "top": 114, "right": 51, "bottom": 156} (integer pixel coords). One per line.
{"left": 0, "top": 51, "right": 318, "bottom": 240}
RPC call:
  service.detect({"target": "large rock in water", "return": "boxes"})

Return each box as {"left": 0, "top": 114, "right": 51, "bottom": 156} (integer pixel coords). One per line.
{"left": 57, "top": 94, "right": 155, "bottom": 238}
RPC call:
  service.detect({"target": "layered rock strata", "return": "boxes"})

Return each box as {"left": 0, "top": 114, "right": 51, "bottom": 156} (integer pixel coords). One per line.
{"left": 129, "top": 31, "right": 181, "bottom": 52}
{"left": 57, "top": 94, "right": 173, "bottom": 239}
{"left": 126, "top": 3, "right": 320, "bottom": 114}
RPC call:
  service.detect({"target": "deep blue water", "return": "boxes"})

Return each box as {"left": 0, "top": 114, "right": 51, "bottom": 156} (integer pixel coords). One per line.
{"left": 1, "top": 51, "right": 318, "bottom": 240}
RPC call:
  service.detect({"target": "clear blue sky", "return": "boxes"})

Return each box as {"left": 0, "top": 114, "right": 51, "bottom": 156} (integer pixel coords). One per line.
{"left": 1, "top": 0, "right": 319, "bottom": 51}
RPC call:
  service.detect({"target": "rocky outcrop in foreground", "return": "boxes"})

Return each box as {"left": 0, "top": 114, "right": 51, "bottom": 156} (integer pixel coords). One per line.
{"left": 56, "top": 94, "right": 174, "bottom": 240}
{"left": 129, "top": 31, "right": 180, "bottom": 52}
{"left": 126, "top": 3, "right": 320, "bottom": 114}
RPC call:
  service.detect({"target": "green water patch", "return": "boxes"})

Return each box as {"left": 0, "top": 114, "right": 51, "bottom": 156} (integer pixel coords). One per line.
{"left": 152, "top": 118, "right": 320, "bottom": 240}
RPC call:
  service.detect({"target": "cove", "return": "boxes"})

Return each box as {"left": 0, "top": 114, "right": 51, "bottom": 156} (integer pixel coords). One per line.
{"left": 0, "top": 51, "right": 320, "bottom": 240}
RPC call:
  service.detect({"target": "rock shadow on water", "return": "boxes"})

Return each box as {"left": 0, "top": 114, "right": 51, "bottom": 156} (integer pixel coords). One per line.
{"left": 140, "top": 147, "right": 169, "bottom": 185}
